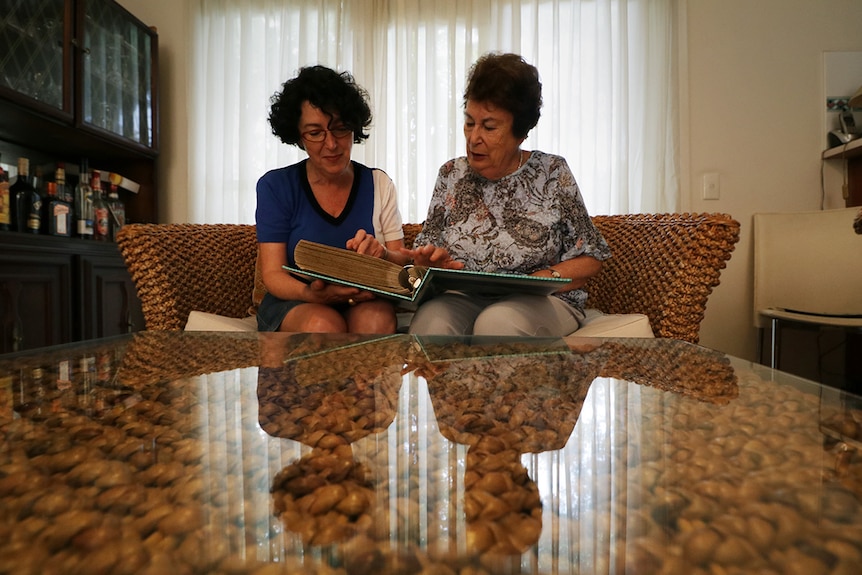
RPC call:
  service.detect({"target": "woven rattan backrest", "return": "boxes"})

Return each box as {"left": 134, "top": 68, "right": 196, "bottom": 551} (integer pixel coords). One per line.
{"left": 120, "top": 223, "right": 428, "bottom": 330}
{"left": 585, "top": 213, "right": 740, "bottom": 343}
{"left": 401, "top": 223, "right": 422, "bottom": 249}
{"left": 117, "top": 224, "right": 258, "bottom": 330}
{"left": 118, "top": 215, "right": 739, "bottom": 340}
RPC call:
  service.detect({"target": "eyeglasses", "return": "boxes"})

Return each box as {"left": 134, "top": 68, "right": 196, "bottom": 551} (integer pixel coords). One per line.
{"left": 300, "top": 127, "right": 354, "bottom": 143}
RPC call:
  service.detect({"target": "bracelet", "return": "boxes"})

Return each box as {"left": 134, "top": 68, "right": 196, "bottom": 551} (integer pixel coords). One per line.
{"left": 548, "top": 268, "right": 562, "bottom": 278}
{"left": 382, "top": 246, "right": 389, "bottom": 261}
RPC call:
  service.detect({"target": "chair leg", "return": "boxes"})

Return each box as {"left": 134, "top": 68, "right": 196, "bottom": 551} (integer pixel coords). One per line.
{"left": 769, "top": 318, "right": 779, "bottom": 370}
{"left": 756, "top": 321, "right": 780, "bottom": 369}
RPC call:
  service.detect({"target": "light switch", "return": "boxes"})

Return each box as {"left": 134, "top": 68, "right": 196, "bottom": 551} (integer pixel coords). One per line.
{"left": 703, "top": 172, "right": 720, "bottom": 200}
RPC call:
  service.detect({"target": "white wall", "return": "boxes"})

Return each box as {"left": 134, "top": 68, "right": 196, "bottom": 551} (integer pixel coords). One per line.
{"left": 117, "top": 0, "right": 862, "bottom": 360}
{"left": 685, "top": 0, "right": 862, "bottom": 359}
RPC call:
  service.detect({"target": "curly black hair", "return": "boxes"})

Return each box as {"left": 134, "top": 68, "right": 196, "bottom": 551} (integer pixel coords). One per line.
{"left": 268, "top": 65, "right": 372, "bottom": 147}
{"left": 463, "top": 53, "right": 542, "bottom": 139}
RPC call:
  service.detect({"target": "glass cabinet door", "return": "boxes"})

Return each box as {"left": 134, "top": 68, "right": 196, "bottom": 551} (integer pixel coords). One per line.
{"left": 79, "top": 0, "right": 155, "bottom": 149}
{"left": 0, "top": 0, "right": 71, "bottom": 114}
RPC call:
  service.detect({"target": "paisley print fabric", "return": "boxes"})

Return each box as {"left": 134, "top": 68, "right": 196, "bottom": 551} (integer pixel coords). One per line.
{"left": 414, "top": 150, "right": 611, "bottom": 311}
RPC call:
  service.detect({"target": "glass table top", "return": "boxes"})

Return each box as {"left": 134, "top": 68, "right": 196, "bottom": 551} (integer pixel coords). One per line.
{"left": 1, "top": 331, "right": 861, "bottom": 574}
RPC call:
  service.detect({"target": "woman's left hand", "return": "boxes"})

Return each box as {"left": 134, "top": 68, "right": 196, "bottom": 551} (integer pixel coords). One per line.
{"left": 346, "top": 229, "right": 387, "bottom": 258}
{"left": 406, "top": 244, "right": 465, "bottom": 269}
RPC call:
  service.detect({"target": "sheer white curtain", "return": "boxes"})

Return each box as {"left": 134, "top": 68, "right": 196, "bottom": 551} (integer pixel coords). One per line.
{"left": 189, "top": 0, "right": 679, "bottom": 224}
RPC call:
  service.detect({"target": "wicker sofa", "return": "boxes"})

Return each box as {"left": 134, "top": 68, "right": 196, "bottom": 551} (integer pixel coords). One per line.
{"left": 117, "top": 213, "right": 740, "bottom": 344}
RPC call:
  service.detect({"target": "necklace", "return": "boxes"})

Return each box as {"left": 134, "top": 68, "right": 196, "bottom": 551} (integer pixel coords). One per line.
{"left": 514, "top": 150, "right": 524, "bottom": 173}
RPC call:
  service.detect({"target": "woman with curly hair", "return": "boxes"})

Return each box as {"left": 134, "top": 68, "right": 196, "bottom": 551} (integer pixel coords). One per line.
{"left": 256, "top": 65, "right": 409, "bottom": 333}
{"left": 407, "top": 52, "right": 611, "bottom": 337}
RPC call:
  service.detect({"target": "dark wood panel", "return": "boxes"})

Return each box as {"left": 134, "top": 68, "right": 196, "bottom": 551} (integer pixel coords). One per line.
{"left": 79, "top": 253, "right": 145, "bottom": 340}
{"left": 0, "top": 231, "right": 143, "bottom": 352}
{"left": 0, "top": 253, "right": 73, "bottom": 353}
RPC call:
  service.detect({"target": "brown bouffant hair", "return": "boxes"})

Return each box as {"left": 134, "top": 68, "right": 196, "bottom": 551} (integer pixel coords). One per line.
{"left": 269, "top": 65, "right": 372, "bottom": 148}
{"left": 463, "top": 53, "right": 542, "bottom": 139}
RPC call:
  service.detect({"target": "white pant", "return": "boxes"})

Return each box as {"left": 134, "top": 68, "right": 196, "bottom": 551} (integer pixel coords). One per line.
{"left": 407, "top": 292, "right": 584, "bottom": 337}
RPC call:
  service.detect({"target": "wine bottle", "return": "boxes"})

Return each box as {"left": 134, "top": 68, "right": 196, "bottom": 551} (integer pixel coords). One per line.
{"left": 0, "top": 155, "right": 9, "bottom": 231}
{"left": 10, "top": 158, "right": 42, "bottom": 234}
{"left": 107, "top": 183, "right": 125, "bottom": 241}
{"left": 45, "top": 181, "right": 72, "bottom": 237}
{"left": 75, "top": 160, "right": 94, "bottom": 239}
{"left": 92, "top": 170, "right": 110, "bottom": 241}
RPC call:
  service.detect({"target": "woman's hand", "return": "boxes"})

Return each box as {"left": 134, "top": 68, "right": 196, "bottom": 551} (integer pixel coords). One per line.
{"left": 305, "top": 280, "right": 374, "bottom": 306}
{"left": 406, "top": 244, "right": 465, "bottom": 269}
{"left": 346, "top": 229, "right": 386, "bottom": 258}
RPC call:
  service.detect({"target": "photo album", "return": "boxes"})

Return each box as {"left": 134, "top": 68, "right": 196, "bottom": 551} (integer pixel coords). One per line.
{"left": 285, "top": 240, "right": 569, "bottom": 310}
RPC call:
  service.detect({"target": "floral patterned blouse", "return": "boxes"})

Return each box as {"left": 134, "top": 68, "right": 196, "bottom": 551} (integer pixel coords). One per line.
{"left": 414, "top": 150, "right": 611, "bottom": 311}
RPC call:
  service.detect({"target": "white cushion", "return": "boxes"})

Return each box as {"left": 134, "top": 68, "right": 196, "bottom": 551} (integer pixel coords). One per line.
{"left": 184, "top": 311, "right": 413, "bottom": 332}
{"left": 185, "top": 311, "right": 257, "bottom": 332}
{"left": 576, "top": 309, "right": 654, "bottom": 338}
{"left": 182, "top": 308, "right": 655, "bottom": 338}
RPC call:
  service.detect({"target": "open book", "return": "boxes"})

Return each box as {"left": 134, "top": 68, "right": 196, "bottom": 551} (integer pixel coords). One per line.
{"left": 285, "top": 239, "right": 569, "bottom": 309}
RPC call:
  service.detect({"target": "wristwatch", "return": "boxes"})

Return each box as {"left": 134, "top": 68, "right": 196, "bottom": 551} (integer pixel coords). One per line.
{"left": 548, "top": 268, "right": 562, "bottom": 278}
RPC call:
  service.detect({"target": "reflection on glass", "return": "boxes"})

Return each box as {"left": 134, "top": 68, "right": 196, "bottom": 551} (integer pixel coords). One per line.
{"left": 0, "top": 0, "right": 65, "bottom": 108}
{"left": 259, "top": 333, "right": 406, "bottom": 547}
{"left": 81, "top": 0, "right": 152, "bottom": 146}
{"left": 3, "top": 332, "right": 862, "bottom": 574}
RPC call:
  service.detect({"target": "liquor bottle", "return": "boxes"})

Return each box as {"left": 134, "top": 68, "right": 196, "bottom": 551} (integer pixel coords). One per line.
{"left": 107, "top": 183, "right": 125, "bottom": 241}
{"left": 45, "top": 181, "right": 72, "bottom": 237}
{"left": 75, "top": 160, "right": 94, "bottom": 239}
{"left": 10, "top": 157, "right": 41, "bottom": 234}
{"left": 0, "top": 155, "right": 9, "bottom": 231}
{"left": 79, "top": 354, "right": 96, "bottom": 414}
{"left": 56, "top": 356, "right": 72, "bottom": 392}
{"left": 92, "top": 170, "right": 110, "bottom": 241}
{"left": 49, "top": 163, "right": 73, "bottom": 237}
{"left": 36, "top": 166, "right": 47, "bottom": 233}
{"left": 56, "top": 163, "right": 73, "bottom": 204}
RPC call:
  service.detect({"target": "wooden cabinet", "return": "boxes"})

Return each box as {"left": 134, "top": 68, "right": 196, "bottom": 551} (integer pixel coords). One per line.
{"left": 823, "top": 138, "right": 862, "bottom": 208}
{"left": 0, "top": 0, "right": 155, "bottom": 352}
{"left": 0, "top": 0, "right": 159, "bottom": 224}
{"left": 0, "top": 232, "right": 143, "bottom": 353}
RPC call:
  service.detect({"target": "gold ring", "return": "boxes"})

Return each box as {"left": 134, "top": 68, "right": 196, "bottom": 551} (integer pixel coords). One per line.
{"left": 348, "top": 298, "right": 356, "bottom": 306}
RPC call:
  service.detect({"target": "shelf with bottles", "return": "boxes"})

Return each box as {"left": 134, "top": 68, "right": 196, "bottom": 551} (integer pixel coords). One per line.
{"left": 0, "top": 134, "right": 151, "bottom": 222}
{"left": 0, "top": 153, "right": 130, "bottom": 243}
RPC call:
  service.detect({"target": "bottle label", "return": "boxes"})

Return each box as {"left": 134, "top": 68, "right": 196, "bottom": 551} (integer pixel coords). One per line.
{"left": 0, "top": 181, "right": 9, "bottom": 225}
{"left": 27, "top": 197, "right": 41, "bottom": 232}
{"left": 57, "top": 360, "right": 72, "bottom": 391}
{"left": 53, "top": 203, "right": 71, "bottom": 236}
{"left": 95, "top": 207, "right": 110, "bottom": 238}
{"left": 0, "top": 375, "right": 12, "bottom": 419}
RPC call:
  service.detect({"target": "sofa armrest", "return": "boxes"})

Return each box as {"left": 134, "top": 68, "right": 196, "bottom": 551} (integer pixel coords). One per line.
{"left": 585, "top": 213, "right": 740, "bottom": 343}
{"left": 117, "top": 224, "right": 258, "bottom": 330}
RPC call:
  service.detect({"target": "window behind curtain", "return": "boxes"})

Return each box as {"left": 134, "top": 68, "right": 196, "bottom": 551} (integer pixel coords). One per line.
{"left": 190, "top": 0, "right": 678, "bottom": 225}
